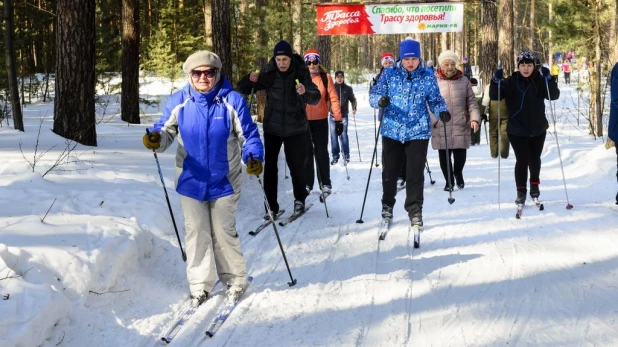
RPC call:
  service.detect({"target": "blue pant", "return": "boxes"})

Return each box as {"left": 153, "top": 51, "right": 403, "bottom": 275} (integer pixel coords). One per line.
{"left": 329, "top": 115, "right": 349, "bottom": 159}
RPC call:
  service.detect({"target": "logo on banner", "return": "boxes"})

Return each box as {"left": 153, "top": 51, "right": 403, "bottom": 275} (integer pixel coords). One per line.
{"left": 320, "top": 10, "right": 362, "bottom": 31}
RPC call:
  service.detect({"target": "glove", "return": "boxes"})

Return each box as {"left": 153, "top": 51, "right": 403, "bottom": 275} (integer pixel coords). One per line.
{"left": 378, "top": 96, "right": 390, "bottom": 108}
{"left": 335, "top": 121, "right": 344, "bottom": 136}
{"left": 439, "top": 111, "right": 451, "bottom": 123}
{"left": 540, "top": 66, "right": 551, "bottom": 80}
{"left": 246, "top": 158, "right": 263, "bottom": 176}
{"left": 481, "top": 114, "right": 488, "bottom": 123}
{"left": 493, "top": 69, "right": 504, "bottom": 82}
{"left": 143, "top": 131, "right": 161, "bottom": 150}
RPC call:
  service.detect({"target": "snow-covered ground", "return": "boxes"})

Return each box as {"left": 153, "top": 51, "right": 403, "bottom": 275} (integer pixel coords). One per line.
{"left": 1, "top": 76, "right": 617, "bottom": 347}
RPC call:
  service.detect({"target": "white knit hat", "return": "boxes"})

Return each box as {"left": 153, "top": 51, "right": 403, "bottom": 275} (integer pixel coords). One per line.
{"left": 182, "top": 51, "right": 222, "bottom": 73}
{"left": 438, "top": 50, "right": 459, "bottom": 66}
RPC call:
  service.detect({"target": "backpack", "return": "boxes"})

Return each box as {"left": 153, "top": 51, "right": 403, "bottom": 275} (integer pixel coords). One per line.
{"left": 320, "top": 73, "right": 329, "bottom": 100}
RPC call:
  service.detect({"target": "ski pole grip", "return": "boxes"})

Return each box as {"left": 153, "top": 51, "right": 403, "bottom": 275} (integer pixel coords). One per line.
{"left": 295, "top": 79, "right": 299, "bottom": 85}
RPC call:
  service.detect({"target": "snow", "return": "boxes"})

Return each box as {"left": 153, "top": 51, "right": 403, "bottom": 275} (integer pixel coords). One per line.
{"left": 1, "top": 77, "right": 617, "bottom": 347}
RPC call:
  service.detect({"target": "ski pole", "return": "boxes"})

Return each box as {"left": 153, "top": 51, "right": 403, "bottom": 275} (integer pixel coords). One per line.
{"left": 425, "top": 160, "right": 435, "bottom": 185}
{"left": 340, "top": 135, "right": 350, "bottom": 180}
{"left": 442, "top": 121, "right": 455, "bottom": 204}
{"left": 249, "top": 154, "right": 297, "bottom": 286}
{"left": 497, "top": 67, "right": 502, "bottom": 210}
{"left": 352, "top": 112, "right": 361, "bottom": 162}
{"left": 247, "top": 70, "right": 259, "bottom": 114}
{"left": 146, "top": 129, "right": 186, "bottom": 262}
{"left": 483, "top": 118, "right": 489, "bottom": 145}
{"left": 356, "top": 109, "right": 385, "bottom": 223}
{"left": 544, "top": 77, "right": 574, "bottom": 210}
{"left": 374, "top": 108, "right": 380, "bottom": 167}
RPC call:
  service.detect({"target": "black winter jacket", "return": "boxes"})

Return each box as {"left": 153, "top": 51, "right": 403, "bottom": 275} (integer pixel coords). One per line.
{"left": 333, "top": 83, "right": 357, "bottom": 117}
{"left": 489, "top": 71, "right": 560, "bottom": 137}
{"left": 237, "top": 54, "right": 320, "bottom": 138}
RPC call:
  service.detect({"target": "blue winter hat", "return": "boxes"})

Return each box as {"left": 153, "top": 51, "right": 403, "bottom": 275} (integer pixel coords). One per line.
{"left": 399, "top": 39, "right": 421, "bottom": 60}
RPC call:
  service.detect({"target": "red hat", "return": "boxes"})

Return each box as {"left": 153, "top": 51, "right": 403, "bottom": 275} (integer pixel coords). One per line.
{"left": 304, "top": 49, "right": 321, "bottom": 63}
{"left": 380, "top": 52, "right": 395, "bottom": 65}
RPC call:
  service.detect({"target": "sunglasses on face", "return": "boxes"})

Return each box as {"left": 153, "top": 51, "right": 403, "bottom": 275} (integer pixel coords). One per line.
{"left": 306, "top": 61, "right": 320, "bottom": 66}
{"left": 191, "top": 69, "right": 217, "bottom": 78}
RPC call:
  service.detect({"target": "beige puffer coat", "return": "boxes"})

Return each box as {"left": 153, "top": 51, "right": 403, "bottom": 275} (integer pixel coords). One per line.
{"left": 431, "top": 72, "right": 480, "bottom": 150}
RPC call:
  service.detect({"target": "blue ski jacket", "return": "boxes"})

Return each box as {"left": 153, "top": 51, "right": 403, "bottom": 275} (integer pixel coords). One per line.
{"left": 610, "top": 63, "right": 618, "bottom": 143}
{"left": 150, "top": 77, "right": 263, "bottom": 202}
{"left": 370, "top": 62, "right": 448, "bottom": 142}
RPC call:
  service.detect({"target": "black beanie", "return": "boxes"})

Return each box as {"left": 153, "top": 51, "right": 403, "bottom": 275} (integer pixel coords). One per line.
{"left": 273, "top": 40, "right": 293, "bottom": 58}
{"left": 335, "top": 70, "right": 344, "bottom": 77}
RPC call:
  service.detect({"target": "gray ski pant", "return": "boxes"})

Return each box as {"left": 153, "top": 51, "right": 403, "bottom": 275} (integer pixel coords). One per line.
{"left": 179, "top": 191, "right": 247, "bottom": 295}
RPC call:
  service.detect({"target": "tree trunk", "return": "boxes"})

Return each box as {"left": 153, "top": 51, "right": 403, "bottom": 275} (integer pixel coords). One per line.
{"left": 212, "top": 0, "right": 232, "bottom": 80}
{"left": 292, "top": 0, "right": 302, "bottom": 54}
{"left": 612, "top": 0, "right": 618, "bottom": 64}
{"left": 3, "top": 0, "right": 24, "bottom": 131}
{"left": 480, "top": 0, "right": 498, "bottom": 85}
{"left": 317, "top": 0, "right": 331, "bottom": 70}
{"left": 204, "top": 0, "right": 213, "bottom": 48}
{"left": 499, "top": 0, "right": 515, "bottom": 75}
{"left": 529, "top": 0, "right": 535, "bottom": 50}
{"left": 594, "top": 0, "right": 603, "bottom": 137}
{"left": 53, "top": 0, "right": 97, "bottom": 146}
{"left": 121, "top": 0, "right": 140, "bottom": 124}
{"left": 255, "top": 0, "right": 269, "bottom": 68}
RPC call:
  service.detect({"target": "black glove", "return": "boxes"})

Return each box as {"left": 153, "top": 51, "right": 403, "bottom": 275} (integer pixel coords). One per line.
{"left": 378, "top": 96, "right": 390, "bottom": 108}
{"left": 481, "top": 114, "right": 488, "bottom": 123}
{"left": 335, "top": 121, "right": 344, "bottom": 136}
{"left": 493, "top": 69, "right": 504, "bottom": 82}
{"left": 540, "top": 66, "right": 551, "bottom": 80}
{"left": 439, "top": 111, "right": 451, "bottom": 123}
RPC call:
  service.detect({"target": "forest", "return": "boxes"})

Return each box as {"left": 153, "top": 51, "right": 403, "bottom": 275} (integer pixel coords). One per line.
{"left": 1, "top": 0, "right": 617, "bottom": 146}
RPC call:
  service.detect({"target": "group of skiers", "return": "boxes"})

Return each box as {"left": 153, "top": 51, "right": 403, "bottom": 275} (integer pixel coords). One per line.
{"left": 141, "top": 35, "right": 618, "bottom": 308}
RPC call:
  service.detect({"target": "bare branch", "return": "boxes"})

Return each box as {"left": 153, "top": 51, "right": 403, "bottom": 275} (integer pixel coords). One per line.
{"left": 88, "top": 289, "right": 130, "bottom": 295}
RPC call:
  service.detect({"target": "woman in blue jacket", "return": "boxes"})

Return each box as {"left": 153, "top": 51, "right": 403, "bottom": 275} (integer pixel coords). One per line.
{"left": 143, "top": 51, "right": 263, "bottom": 307}
{"left": 370, "top": 38, "right": 450, "bottom": 229}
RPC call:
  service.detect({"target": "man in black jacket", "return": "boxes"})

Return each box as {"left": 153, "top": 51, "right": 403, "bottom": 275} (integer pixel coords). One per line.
{"left": 237, "top": 40, "right": 321, "bottom": 216}
{"left": 330, "top": 70, "right": 357, "bottom": 164}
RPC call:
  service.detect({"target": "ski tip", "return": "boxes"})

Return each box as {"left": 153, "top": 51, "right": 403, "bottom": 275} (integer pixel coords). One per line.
{"left": 539, "top": 204, "right": 545, "bottom": 211}
{"left": 248, "top": 231, "right": 257, "bottom": 236}
{"left": 414, "top": 241, "right": 420, "bottom": 248}
{"left": 206, "top": 332, "right": 214, "bottom": 338}
{"left": 161, "top": 337, "right": 171, "bottom": 344}
{"left": 448, "top": 198, "right": 455, "bottom": 204}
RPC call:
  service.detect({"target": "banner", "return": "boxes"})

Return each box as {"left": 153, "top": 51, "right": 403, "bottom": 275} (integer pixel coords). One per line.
{"left": 316, "top": 2, "right": 464, "bottom": 35}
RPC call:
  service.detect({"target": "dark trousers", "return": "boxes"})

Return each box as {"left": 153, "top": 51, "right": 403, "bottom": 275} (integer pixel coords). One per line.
{"left": 508, "top": 131, "right": 546, "bottom": 190}
{"left": 264, "top": 131, "right": 309, "bottom": 214}
{"left": 381, "top": 137, "right": 429, "bottom": 220}
{"left": 305, "top": 119, "right": 331, "bottom": 189}
{"left": 438, "top": 149, "right": 467, "bottom": 182}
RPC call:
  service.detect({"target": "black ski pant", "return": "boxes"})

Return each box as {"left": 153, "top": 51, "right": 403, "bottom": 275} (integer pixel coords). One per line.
{"left": 438, "top": 149, "right": 467, "bottom": 183}
{"left": 381, "top": 137, "right": 429, "bottom": 220}
{"left": 305, "top": 118, "right": 331, "bottom": 189}
{"left": 264, "top": 131, "right": 309, "bottom": 214}
{"left": 508, "top": 131, "right": 546, "bottom": 191}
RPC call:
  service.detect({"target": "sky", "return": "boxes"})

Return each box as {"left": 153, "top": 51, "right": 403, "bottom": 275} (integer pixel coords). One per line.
{"left": 1, "top": 71, "right": 618, "bottom": 347}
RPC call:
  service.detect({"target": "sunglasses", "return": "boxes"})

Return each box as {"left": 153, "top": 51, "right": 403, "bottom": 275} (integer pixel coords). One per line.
{"left": 306, "top": 61, "right": 320, "bottom": 66}
{"left": 191, "top": 69, "right": 217, "bottom": 78}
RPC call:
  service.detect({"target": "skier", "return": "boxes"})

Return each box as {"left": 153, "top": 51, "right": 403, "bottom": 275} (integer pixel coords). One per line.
{"left": 609, "top": 62, "right": 618, "bottom": 204}
{"left": 370, "top": 38, "right": 450, "bottom": 229}
{"left": 303, "top": 49, "right": 343, "bottom": 198}
{"left": 562, "top": 59, "right": 571, "bottom": 85}
{"left": 481, "top": 82, "right": 510, "bottom": 159}
{"left": 431, "top": 50, "right": 481, "bottom": 191}
{"left": 142, "top": 50, "right": 263, "bottom": 307}
{"left": 490, "top": 51, "right": 560, "bottom": 205}
{"left": 237, "top": 40, "right": 321, "bottom": 219}
{"left": 462, "top": 56, "right": 473, "bottom": 80}
{"left": 469, "top": 77, "right": 483, "bottom": 146}
{"left": 330, "top": 70, "right": 357, "bottom": 165}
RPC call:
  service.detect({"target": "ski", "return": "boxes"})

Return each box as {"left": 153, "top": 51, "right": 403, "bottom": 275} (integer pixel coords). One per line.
{"left": 378, "top": 218, "right": 392, "bottom": 241}
{"left": 278, "top": 204, "right": 313, "bottom": 227}
{"left": 248, "top": 210, "right": 285, "bottom": 236}
{"left": 515, "top": 203, "right": 524, "bottom": 219}
{"left": 412, "top": 225, "right": 422, "bottom": 248}
{"left": 532, "top": 198, "right": 544, "bottom": 210}
{"left": 205, "top": 276, "right": 254, "bottom": 338}
{"left": 160, "top": 281, "right": 221, "bottom": 344}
